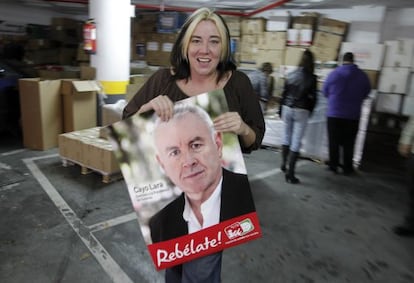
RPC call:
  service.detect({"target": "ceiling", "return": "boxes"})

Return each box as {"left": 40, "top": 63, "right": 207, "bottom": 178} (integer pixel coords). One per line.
{"left": 13, "top": 0, "right": 414, "bottom": 15}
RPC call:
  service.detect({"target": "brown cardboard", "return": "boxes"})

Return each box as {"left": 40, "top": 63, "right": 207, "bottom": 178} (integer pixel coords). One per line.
{"left": 61, "top": 79, "right": 98, "bottom": 132}
{"left": 363, "top": 70, "right": 379, "bottom": 90}
{"left": 80, "top": 66, "right": 96, "bottom": 80}
{"left": 83, "top": 139, "right": 120, "bottom": 174}
{"left": 313, "top": 31, "right": 343, "bottom": 50}
{"left": 18, "top": 78, "right": 62, "bottom": 150}
{"left": 309, "top": 46, "right": 339, "bottom": 62}
{"left": 318, "top": 18, "right": 348, "bottom": 35}
{"left": 258, "top": 32, "right": 287, "bottom": 50}
{"left": 59, "top": 132, "right": 84, "bottom": 162}
{"left": 241, "top": 18, "right": 266, "bottom": 35}
{"left": 284, "top": 47, "right": 306, "bottom": 66}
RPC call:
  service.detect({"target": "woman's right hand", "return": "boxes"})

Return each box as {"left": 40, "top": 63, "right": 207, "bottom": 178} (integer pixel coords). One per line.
{"left": 139, "top": 95, "right": 174, "bottom": 121}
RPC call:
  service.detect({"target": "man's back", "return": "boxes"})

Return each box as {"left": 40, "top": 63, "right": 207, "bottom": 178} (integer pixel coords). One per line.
{"left": 323, "top": 63, "right": 371, "bottom": 120}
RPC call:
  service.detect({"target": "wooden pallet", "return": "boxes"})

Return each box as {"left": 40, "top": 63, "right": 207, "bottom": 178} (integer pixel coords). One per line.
{"left": 61, "top": 158, "right": 123, "bottom": 183}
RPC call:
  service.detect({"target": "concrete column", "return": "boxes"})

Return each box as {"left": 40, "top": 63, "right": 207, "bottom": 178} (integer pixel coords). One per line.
{"left": 89, "top": 0, "right": 134, "bottom": 104}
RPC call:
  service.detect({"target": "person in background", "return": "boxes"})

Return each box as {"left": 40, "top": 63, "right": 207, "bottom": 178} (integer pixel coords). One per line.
{"left": 393, "top": 116, "right": 414, "bottom": 237}
{"left": 122, "top": 7, "right": 265, "bottom": 282}
{"left": 322, "top": 52, "right": 371, "bottom": 175}
{"left": 247, "top": 62, "right": 274, "bottom": 114}
{"left": 279, "top": 49, "right": 317, "bottom": 184}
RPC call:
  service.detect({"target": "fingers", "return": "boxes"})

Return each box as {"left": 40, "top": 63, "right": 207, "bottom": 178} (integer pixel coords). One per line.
{"left": 150, "top": 95, "right": 174, "bottom": 121}
{"left": 213, "top": 112, "right": 244, "bottom": 135}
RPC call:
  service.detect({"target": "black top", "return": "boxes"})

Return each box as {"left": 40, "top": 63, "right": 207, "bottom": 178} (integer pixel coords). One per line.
{"left": 122, "top": 68, "right": 265, "bottom": 153}
{"left": 281, "top": 67, "right": 317, "bottom": 113}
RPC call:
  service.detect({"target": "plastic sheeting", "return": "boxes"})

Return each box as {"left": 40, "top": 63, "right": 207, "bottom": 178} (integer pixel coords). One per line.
{"left": 262, "top": 92, "right": 374, "bottom": 167}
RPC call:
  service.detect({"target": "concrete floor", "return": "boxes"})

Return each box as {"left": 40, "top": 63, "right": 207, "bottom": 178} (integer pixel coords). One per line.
{"left": 1, "top": 130, "right": 413, "bottom": 283}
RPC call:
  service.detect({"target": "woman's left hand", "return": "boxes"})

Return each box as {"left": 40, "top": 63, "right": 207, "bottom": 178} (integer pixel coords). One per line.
{"left": 213, "top": 112, "right": 249, "bottom": 136}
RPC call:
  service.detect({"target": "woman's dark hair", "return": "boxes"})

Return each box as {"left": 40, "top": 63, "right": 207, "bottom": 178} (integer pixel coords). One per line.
{"left": 169, "top": 7, "right": 237, "bottom": 83}
{"left": 299, "top": 49, "right": 315, "bottom": 74}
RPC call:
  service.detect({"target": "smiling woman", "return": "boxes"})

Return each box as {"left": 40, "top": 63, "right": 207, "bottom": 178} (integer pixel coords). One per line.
{"left": 123, "top": 7, "right": 265, "bottom": 155}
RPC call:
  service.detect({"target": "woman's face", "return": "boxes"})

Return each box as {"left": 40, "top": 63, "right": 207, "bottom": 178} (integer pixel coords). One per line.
{"left": 187, "top": 20, "right": 222, "bottom": 78}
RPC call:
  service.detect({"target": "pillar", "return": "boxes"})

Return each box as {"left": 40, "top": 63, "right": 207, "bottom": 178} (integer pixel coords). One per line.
{"left": 89, "top": 0, "right": 134, "bottom": 105}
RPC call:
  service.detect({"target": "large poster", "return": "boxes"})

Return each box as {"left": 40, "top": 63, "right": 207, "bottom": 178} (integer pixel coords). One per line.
{"left": 106, "top": 90, "right": 261, "bottom": 270}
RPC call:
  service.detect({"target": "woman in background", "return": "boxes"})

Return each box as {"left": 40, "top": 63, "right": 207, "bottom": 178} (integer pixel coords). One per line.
{"left": 279, "top": 49, "right": 317, "bottom": 184}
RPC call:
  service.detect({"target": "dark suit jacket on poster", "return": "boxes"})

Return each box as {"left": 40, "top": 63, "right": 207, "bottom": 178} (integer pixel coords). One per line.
{"left": 149, "top": 168, "right": 256, "bottom": 281}
{"left": 149, "top": 168, "right": 256, "bottom": 244}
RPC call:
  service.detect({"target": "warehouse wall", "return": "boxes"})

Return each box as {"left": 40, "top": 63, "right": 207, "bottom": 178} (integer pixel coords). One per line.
{"left": 1, "top": 3, "right": 413, "bottom": 43}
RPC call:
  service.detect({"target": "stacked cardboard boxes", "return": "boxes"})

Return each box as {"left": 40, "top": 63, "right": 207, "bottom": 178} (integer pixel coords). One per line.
{"left": 375, "top": 39, "right": 414, "bottom": 116}
{"left": 18, "top": 66, "right": 100, "bottom": 150}
{"left": 59, "top": 127, "right": 120, "bottom": 180}
{"left": 131, "top": 12, "right": 183, "bottom": 66}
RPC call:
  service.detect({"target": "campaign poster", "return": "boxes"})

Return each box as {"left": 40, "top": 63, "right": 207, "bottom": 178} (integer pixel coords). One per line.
{"left": 106, "top": 90, "right": 261, "bottom": 270}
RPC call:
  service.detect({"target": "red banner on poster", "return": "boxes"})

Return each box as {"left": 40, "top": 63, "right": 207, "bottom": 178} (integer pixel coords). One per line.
{"left": 148, "top": 212, "right": 261, "bottom": 270}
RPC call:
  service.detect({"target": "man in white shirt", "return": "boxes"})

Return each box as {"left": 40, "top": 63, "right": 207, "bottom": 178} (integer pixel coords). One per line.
{"left": 149, "top": 103, "right": 256, "bottom": 283}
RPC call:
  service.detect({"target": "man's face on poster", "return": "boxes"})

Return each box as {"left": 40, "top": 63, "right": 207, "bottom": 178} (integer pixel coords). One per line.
{"left": 154, "top": 112, "right": 223, "bottom": 202}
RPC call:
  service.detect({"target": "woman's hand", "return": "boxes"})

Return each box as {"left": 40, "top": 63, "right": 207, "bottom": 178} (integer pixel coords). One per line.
{"left": 139, "top": 95, "right": 174, "bottom": 121}
{"left": 213, "top": 112, "right": 249, "bottom": 136}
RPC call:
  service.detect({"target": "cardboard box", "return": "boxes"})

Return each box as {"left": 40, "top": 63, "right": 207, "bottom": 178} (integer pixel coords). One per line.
{"left": 101, "top": 100, "right": 127, "bottom": 126}
{"left": 157, "top": 12, "right": 186, "bottom": 33}
{"left": 408, "top": 73, "right": 414, "bottom": 96}
{"left": 61, "top": 79, "right": 99, "bottom": 132}
{"left": 132, "top": 13, "right": 158, "bottom": 35}
{"left": 59, "top": 131, "right": 84, "bottom": 162}
{"left": 257, "top": 49, "right": 285, "bottom": 68}
{"left": 258, "top": 31, "right": 286, "bottom": 50}
{"left": 309, "top": 46, "right": 339, "bottom": 62}
{"left": 83, "top": 139, "right": 120, "bottom": 174}
{"left": 313, "top": 31, "right": 343, "bottom": 50}
{"left": 80, "top": 66, "right": 96, "bottom": 80}
{"left": 19, "top": 78, "right": 62, "bottom": 150}
{"left": 266, "top": 17, "right": 288, "bottom": 31}
{"left": 340, "top": 42, "right": 385, "bottom": 71}
{"left": 383, "top": 39, "right": 414, "bottom": 68}
{"left": 145, "top": 33, "right": 177, "bottom": 66}
{"left": 402, "top": 95, "right": 414, "bottom": 116}
{"left": 318, "top": 18, "right": 348, "bottom": 35}
{"left": 292, "top": 16, "right": 317, "bottom": 30}
{"left": 284, "top": 47, "right": 306, "bottom": 65}
{"left": 223, "top": 16, "right": 241, "bottom": 37}
{"left": 287, "top": 29, "right": 312, "bottom": 46}
{"left": 363, "top": 70, "right": 379, "bottom": 90}
{"left": 375, "top": 93, "right": 403, "bottom": 114}
{"left": 38, "top": 69, "right": 79, "bottom": 79}
{"left": 378, "top": 67, "right": 410, "bottom": 94}
{"left": 241, "top": 18, "right": 266, "bottom": 35}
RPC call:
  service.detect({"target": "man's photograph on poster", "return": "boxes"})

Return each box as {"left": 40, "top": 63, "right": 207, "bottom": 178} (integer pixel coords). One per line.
{"left": 106, "top": 90, "right": 261, "bottom": 270}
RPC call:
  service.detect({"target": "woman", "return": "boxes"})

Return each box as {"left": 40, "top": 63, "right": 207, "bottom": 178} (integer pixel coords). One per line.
{"left": 123, "top": 7, "right": 265, "bottom": 283}
{"left": 123, "top": 8, "right": 265, "bottom": 154}
{"left": 279, "top": 49, "right": 317, "bottom": 184}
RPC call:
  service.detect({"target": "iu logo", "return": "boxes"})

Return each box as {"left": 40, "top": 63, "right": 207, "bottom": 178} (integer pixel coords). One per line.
{"left": 224, "top": 219, "right": 254, "bottom": 240}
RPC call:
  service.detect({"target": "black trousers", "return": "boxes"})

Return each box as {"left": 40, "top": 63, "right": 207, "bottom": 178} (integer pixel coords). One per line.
{"left": 327, "top": 117, "right": 359, "bottom": 173}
